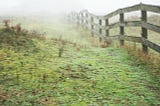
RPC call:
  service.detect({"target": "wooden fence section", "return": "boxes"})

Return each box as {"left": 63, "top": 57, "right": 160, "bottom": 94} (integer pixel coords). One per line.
{"left": 68, "top": 3, "right": 160, "bottom": 53}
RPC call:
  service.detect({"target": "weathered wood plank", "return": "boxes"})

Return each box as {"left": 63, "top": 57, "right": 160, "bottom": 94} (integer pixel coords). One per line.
{"left": 142, "top": 38, "right": 160, "bottom": 53}
{"left": 141, "top": 22, "right": 160, "bottom": 33}
{"left": 103, "top": 21, "right": 141, "bottom": 30}
{"left": 109, "top": 23, "right": 118, "bottom": 29}
{"left": 141, "top": 10, "right": 148, "bottom": 53}
{"left": 104, "top": 10, "right": 120, "bottom": 19}
{"left": 120, "top": 13, "right": 125, "bottom": 45}
{"left": 90, "top": 31, "right": 160, "bottom": 53}
{"left": 90, "top": 17, "right": 94, "bottom": 36}
{"left": 141, "top": 4, "right": 160, "bottom": 14}
{"left": 104, "top": 35, "right": 120, "bottom": 40}
{"left": 92, "top": 30, "right": 103, "bottom": 37}
{"left": 103, "top": 4, "right": 140, "bottom": 19}
{"left": 90, "top": 31, "right": 120, "bottom": 41}
{"left": 121, "top": 4, "right": 140, "bottom": 13}
{"left": 105, "top": 19, "right": 109, "bottom": 36}
{"left": 123, "top": 21, "right": 141, "bottom": 27}
{"left": 89, "top": 21, "right": 160, "bottom": 34}
{"left": 120, "top": 36, "right": 142, "bottom": 43}
{"left": 87, "top": 12, "right": 99, "bottom": 19}
{"left": 91, "top": 23, "right": 101, "bottom": 28}
{"left": 99, "top": 19, "right": 103, "bottom": 42}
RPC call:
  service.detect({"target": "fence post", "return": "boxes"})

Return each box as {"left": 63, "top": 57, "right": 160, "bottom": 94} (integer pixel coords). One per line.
{"left": 72, "top": 13, "right": 76, "bottom": 23}
{"left": 85, "top": 12, "right": 88, "bottom": 29}
{"left": 69, "top": 13, "right": 73, "bottom": 23}
{"left": 141, "top": 10, "right": 148, "bottom": 53}
{"left": 105, "top": 19, "right": 109, "bottom": 36}
{"left": 119, "top": 12, "right": 124, "bottom": 46}
{"left": 81, "top": 13, "right": 84, "bottom": 27}
{"left": 99, "top": 19, "right": 102, "bottom": 42}
{"left": 77, "top": 14, "right": 79, "bottom": 26}
{"left": 91, "top": 17, "right": 94, "bottom": 36}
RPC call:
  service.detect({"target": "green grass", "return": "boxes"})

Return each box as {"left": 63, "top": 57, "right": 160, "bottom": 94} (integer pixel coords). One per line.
{"left": 0, "top": 39, "right": 159, "bottom": 106}
{"left": 0, "top": 17, "right": 159, "bottom": 106}
{"left": 0, "top": 17, "right": 93, "bottom": 47}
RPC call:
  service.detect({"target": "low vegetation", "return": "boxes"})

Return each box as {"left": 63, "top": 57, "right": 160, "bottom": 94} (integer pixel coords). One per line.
{"left": 0, "top": 18, "right": 159, "bottom": 106}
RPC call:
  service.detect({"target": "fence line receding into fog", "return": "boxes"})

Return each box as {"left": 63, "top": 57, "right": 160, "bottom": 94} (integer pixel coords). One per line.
{"left": 68, "top": 3, "right": 160, "bottom": 54}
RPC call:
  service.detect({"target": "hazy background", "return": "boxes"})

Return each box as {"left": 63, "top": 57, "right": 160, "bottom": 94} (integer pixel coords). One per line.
{"left": 0, "top": 0, "right": 160, "bottom": 16}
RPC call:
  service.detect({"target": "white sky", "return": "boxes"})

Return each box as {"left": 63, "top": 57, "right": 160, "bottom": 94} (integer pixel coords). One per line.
{"left": 0, "top": 0, "right": 160, "bottom": 15}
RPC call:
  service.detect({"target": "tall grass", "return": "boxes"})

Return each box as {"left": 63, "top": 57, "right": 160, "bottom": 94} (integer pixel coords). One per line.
{"left": 0, "top": 15, "right": 159, "bottom": 68}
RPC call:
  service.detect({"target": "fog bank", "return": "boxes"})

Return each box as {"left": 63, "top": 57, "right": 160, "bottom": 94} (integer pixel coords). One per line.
{"left": 0, "top": 0, "right": 159, "bottom": 16}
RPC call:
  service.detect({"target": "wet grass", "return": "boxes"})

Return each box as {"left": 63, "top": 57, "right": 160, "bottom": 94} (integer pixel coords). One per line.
{"left": 0, "top": 39, "right": 159, "bottom": 106}
{"left": 0, "top": 17, "right": 159, "bottom": 106}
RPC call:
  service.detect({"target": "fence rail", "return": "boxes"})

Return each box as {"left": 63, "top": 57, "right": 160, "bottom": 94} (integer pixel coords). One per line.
{"left": 68, "top": 3, "right": 160, "bottom": 53}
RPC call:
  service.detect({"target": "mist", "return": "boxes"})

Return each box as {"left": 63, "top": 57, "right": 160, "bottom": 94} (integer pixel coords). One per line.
{"left": 0, "top": 0, "right": 160, "bottom": 16}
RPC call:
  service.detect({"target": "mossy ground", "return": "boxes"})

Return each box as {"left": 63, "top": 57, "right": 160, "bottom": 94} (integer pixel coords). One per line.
{"left": 0, "top": 18, "right": 159, "bottom": 106}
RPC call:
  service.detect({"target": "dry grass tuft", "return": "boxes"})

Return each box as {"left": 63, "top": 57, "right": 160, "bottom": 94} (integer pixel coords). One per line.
{"left": 0, "top": 85, "right": 10, "bottom": 104}
{"left": 100, "top": 40, "right": 112, "bottom": 48}
{"left": 122, "top": 45, "right": 160, "bottom": 77}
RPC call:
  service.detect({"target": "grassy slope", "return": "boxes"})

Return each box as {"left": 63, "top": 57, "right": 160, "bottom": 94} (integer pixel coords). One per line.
{"left": 0, "top": 17, "right": 159, "bottom": 106}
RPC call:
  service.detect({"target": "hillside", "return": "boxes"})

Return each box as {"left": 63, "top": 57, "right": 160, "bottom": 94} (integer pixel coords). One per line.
{"left": 0, "top": 19, "right": 160, "bottom": 106}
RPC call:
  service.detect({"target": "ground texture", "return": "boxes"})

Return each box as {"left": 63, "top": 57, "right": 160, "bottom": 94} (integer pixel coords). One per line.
{"left": 0, "top": 20, "right": 159, "bottom": 106}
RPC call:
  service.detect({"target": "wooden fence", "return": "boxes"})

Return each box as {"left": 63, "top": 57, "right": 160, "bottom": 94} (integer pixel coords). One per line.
{"left": 68, "top": 3, "right": 160, "bottom": 54}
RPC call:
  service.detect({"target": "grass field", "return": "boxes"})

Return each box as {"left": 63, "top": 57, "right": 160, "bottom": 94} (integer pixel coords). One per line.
{"left": 0, "top": 16, "right": 160, "bottom": 106}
